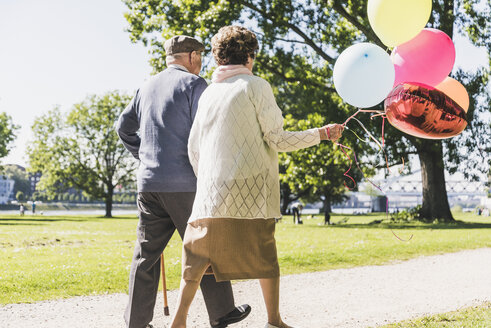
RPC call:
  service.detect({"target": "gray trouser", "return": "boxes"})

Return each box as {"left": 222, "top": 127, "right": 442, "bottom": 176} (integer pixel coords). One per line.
{"left": 125, "top": 192, "right": 235, "bottom": 328}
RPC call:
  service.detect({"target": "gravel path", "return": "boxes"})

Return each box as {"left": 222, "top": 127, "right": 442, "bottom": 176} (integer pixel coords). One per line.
{"left": 2, "top": 248, "right": 490, "bottom": 328}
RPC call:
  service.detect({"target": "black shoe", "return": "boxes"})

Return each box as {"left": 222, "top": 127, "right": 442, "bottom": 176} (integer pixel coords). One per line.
{"left": 210, "top": 304, "right": 251, "bottom": 328}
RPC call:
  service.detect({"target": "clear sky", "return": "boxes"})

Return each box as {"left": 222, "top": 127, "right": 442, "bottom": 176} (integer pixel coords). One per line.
{"left": 0, "top": 0, "right": 489, "bottom": 167}
{"left": 0, "top": 0, "right": 151, "bottom": 166}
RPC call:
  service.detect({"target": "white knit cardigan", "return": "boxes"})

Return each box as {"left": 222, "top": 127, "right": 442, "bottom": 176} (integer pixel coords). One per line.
{"left": 188, "top": 74, "right": 320, "bottom": 222}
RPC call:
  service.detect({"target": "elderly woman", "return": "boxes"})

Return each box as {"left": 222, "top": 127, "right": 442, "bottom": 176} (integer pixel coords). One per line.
{"left": 170, "top": 26, "right": 344, "bottom": 328}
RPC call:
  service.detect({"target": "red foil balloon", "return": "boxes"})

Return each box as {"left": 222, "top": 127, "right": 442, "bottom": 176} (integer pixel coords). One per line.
{"left": 384, "top": 83, "right": 467, "bottom": 139}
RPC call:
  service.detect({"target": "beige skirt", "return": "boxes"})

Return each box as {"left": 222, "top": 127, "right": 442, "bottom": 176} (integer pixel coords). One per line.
{"left": 182, "top": 218, "right": 280, "bottom": 282}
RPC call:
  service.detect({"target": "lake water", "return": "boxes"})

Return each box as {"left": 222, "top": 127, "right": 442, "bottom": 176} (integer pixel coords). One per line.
{"left": 1, "top": 207, "right": 477, "bottom": 217}
{"left": 0, "top": 209, "right": 138, "bottom": 216}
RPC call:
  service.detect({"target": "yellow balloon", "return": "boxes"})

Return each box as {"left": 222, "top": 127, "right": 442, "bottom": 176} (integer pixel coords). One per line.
{"left": 436, "top": 77, "right": 470, "bottom": 112}
{"left": 368, "top": 0, "right": 432, "bottom": 47}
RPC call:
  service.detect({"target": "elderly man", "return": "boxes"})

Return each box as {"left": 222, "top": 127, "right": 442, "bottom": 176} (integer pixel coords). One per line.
{"left": 117, "top": 35, "right": 250, "bottom": 328}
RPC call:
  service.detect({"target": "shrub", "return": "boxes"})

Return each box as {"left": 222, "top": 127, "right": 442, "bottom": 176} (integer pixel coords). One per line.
{"left": 390, "top": 205, "right": 422, "bottom": 223}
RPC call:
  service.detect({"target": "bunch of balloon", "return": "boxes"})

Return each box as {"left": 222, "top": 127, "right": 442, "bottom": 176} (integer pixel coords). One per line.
{"left": 367, "top": 0, "right": 469, "bottom": 139}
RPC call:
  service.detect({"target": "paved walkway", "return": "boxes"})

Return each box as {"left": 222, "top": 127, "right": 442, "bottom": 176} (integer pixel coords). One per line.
{"left": 2, "top": 248, "right": 490, "bottom": 327}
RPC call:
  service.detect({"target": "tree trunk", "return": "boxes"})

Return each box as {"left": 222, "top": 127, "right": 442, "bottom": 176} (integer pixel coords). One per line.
{"left": 105, "top": 185, "right": 113, "bottom": 218}
{"left": 417, "top": 141, "right": 454, "bottom": 222}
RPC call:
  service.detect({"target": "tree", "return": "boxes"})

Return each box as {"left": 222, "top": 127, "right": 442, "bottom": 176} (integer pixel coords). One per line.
{"left": 3, "top": 165, "right": 31, "bottom": 197}
{"left": 122, "top": 0, "right": 491, "bottom": 222}
{"left": 27, "top": 91, "right": 138, "bottom": 217}
{"left": 280, "top": 113, "right": 373, "bottom": 214}
{"left": 16, "top": 191, "right": 26, "bottom": 203}
{"left": 0, "top": 112, "right": 19, "bottom": 165}
{"left": 31, "top": 191, "right": 42, "bottom": 202}
{"left": 61, "top": 193, "right": 70, "bottom": 202}
{"left": 123, "top": 0, "right": 377, "bottom": 211}
{"left": 69, "top": 194, "right": 77, "bottom": 203}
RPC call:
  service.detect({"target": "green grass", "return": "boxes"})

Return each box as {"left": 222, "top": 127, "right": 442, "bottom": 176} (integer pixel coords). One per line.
{"left": 379, "top": 302, "right": 491, "bottom": 327}
{"left": 1, "top": 212, "right": 490, "bottom": 304}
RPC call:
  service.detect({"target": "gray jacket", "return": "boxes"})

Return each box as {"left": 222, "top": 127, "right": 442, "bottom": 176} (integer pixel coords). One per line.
{"left": 116, "top": 66, "right": 208, "bottom": 192}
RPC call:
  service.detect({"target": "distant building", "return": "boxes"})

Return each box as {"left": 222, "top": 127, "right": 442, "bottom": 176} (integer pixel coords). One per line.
{"left": 328, "top": 170, "right": 486, "bottom": 213}
{"left": 29, "top": 172, "right": 42, "bottom": 193}
{"left": 0, "top": 175, "right": 15, "bottom": 204}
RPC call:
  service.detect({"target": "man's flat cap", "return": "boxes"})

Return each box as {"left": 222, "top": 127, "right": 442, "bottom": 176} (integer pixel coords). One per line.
{"left": 164, "top": 35, "right": 205, "bottom": 55}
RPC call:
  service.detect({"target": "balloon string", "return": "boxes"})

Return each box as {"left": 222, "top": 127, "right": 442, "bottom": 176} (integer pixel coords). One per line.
{"left": 342, "top": 109, "right": 382, "bottom": 127}
{"left": 335, "top": 141, "right": 383, "bottom": 199}
{"left": 351, "top": 117, "right": 383, "bottom": 149}
{"left": 352, "top": 146, "right": 413, "bottom": 242}
{"left": 347, "top": 128, "right": 369, "bottom": 143}
{"left": 384, "top": 152, "right": 391, "bottom": 175}
{"left": 349, "top": 117, "right": 392, "bottom": 174}
{"left": 335, "top": 142, "right": 357, "bottom": 190}
{"left": 381, "top": 116, "right": 385, "bottom": 147}
{"left": 342, "top": 113, "right": 413, "bottom": 242}
{"left": 399, "top": 156, "right": 406, "bottom": 174}
{"left": 391, "top": 225, "right": 413, "bottom": 241}
{"left": 351, "top": 145, "right": 382, "bottom": 193}
{"left": 381, "top": 118, "right": 389, "bottom": 174}
{"left": 369, "top": 112, "right": 387, "bottom": 120}
{"left": 343, "top": 109, "right": 361, "bottom": 126}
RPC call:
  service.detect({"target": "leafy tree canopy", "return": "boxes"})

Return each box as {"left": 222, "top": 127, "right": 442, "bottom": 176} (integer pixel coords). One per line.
{"left": 27, "top": 91, "right": 137, "bottom": 217}
{"left": 280, "top": 113, "right": 376, "bottom": 209}
{"left": 122, "top": 0, "right": 491, "bottom": 221}
{"left": 0, "top": 112, "right": 19, "bottom": 166}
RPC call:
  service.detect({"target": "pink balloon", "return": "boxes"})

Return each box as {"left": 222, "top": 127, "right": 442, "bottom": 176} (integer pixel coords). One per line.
{"left": 391, "top": 28, "right": 456, "bottom": 87}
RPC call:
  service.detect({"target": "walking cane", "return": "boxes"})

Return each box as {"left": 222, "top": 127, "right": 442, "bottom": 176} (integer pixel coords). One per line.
{"left": 160, "top": 253, "right": 170, "bottom": 316}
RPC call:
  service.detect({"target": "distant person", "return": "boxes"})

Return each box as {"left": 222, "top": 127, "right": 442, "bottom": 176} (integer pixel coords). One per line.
{"left": 291, "top": 203, "right": 303, "bottom": 224}
{"left": 116, "top": 35, "right": 249, "bottom": 328}
{"left": 19, "top": 204, "right": 25, "bottom": 216}
{"left": 31, "top": 202, "right": 36, "bottom": 214}
{"left": 324, "top": 209, "right": 331, "bottom": 225}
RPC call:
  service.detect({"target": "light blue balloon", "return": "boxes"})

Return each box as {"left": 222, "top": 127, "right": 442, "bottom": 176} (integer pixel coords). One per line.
{"left": 333, "top": 43, "right": 395, "bottom": 108}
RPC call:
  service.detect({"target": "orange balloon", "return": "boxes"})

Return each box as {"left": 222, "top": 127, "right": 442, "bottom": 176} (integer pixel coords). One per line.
{"left": 435, "top": 77, "right": 469, "bottom": 112}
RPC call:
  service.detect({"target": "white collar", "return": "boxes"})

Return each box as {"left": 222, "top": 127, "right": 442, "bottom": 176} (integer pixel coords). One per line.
{"left": 168, "top": 64, "right": 189, "bottom": 72}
